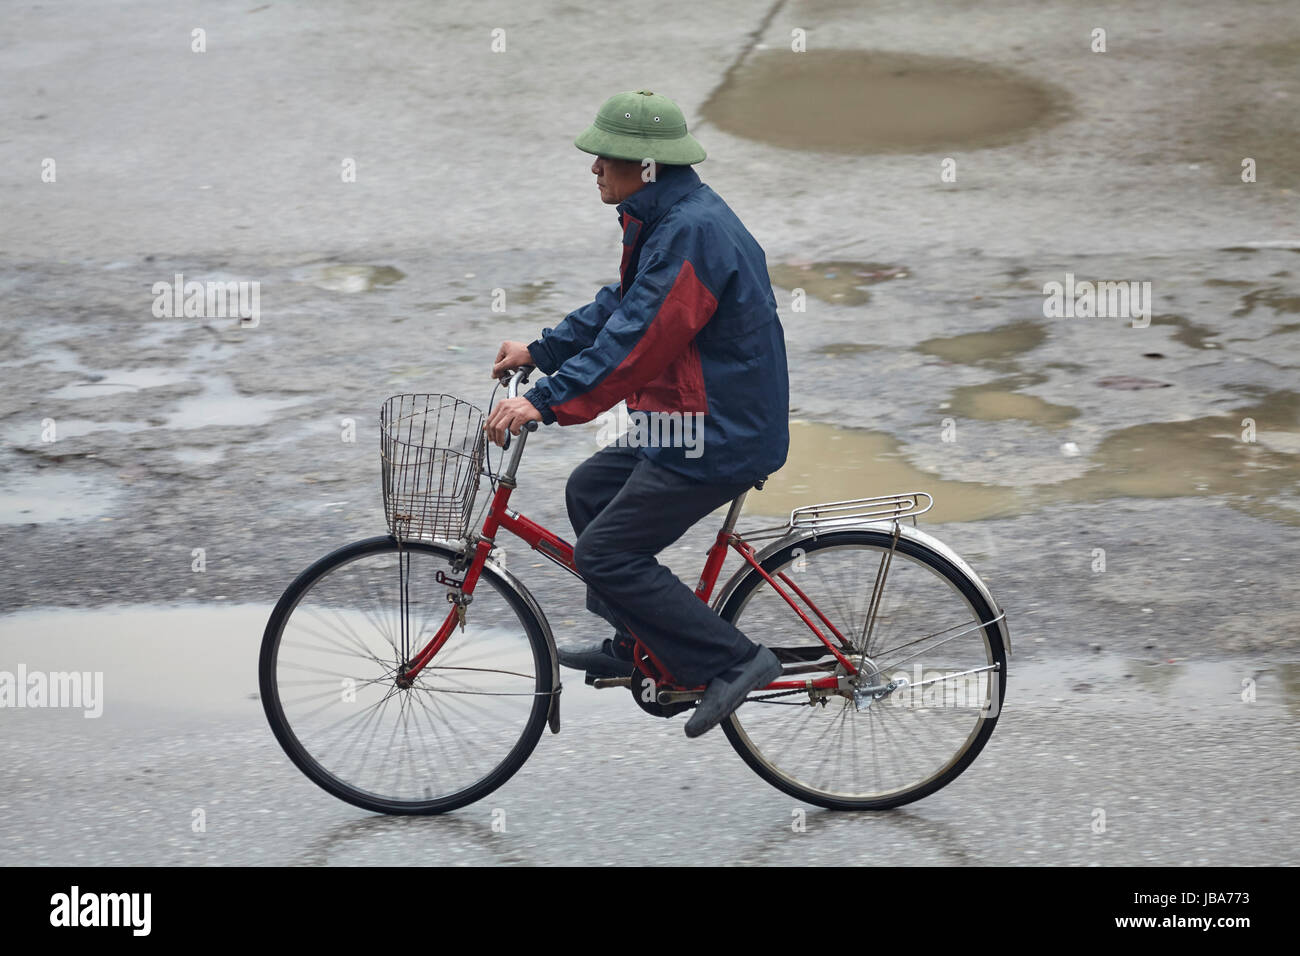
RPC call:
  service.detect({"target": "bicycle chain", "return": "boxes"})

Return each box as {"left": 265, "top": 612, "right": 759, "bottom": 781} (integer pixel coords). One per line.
{"left": 748, "top": 676, "right": 868, "bottom": 707}
{"left": 747, "top": 672, "right": 865, "bottom": 705}
{"left": 746, "top": 653, "right": 874, "bottom": 705}
{"left": 747, "top": 687, "right": 820, "bottom": 704}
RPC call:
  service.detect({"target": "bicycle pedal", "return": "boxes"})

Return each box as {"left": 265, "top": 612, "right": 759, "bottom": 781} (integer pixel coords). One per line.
{"left": 655, "top": 686, "right": 706, "bottom": 705}
{"left": 588, "top": 674, "right": 631, "bottom": 689}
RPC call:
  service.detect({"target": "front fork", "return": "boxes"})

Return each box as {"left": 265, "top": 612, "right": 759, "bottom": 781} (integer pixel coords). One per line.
{"left": 393, "top": 535, "right": 492, "bottom": 688}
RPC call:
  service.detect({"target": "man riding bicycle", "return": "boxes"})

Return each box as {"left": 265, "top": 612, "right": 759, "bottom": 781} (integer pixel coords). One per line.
{"left": 485, "top": 90, "right": 789, "bottom": 738}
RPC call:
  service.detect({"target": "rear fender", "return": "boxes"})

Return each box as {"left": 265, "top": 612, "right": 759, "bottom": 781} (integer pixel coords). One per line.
{"left": 713, "top": 523, "right": 1011, "bottom": 657}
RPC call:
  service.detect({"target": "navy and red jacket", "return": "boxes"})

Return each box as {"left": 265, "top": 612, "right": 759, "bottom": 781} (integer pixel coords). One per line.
{"left": 524, "top": 163, "right": 789, "bottom": 485}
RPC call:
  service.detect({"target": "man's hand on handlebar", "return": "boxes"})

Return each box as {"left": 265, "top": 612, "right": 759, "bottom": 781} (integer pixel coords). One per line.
{"left": 488, "top": 343, "right": 541, "bottom": 446}
{"left": 492, "top": 341, "right": 534, "bottom": 379}
{"left": 485, "top": 397, "right": 542, "bottom": 447}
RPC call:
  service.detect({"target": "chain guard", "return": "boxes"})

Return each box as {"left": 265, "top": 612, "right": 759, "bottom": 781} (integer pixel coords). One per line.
{"left": 629, "top": 665, "right": 695, "bottom": 719}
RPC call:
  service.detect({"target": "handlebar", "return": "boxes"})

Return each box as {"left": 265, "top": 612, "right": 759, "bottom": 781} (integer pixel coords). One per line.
{"left": 500, "top": 365, "right": 535, "bottom": 401}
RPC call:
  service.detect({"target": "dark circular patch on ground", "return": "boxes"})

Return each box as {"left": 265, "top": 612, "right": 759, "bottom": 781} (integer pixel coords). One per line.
{"left": 701, "top": 49, "right": 1069, "bottom": 154}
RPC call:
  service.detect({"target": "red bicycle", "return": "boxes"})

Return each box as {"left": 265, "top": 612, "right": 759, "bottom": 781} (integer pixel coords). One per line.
{"left": 260, "top": 368, "right": 1010, "bottom": 813}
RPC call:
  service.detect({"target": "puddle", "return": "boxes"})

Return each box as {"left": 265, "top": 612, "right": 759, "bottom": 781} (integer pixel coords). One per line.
{"left": 1273, "top": 662, "right": 1300, "bottom": 720}
{"left": 917, "top": 320, "right": 1045, "bottom": 364}
{"left": 510, "top": 280, "right": 558, "bottom": 307}
{"left": 768, "top": 261, "right": 908, "bottom": 306}
{"left": 750, "top": 420, "right": 1026, "bottom": 522}
{"left": 3, "top": 418, "right": 152, "bottom": 448}
{"left": 748, "top": 390, "right": 1300, "bottom": 526}
{"left": 0, "top": 471, "right": 117, "bottom": 524}
{"left": 5, "top": 606, "right": 1290, "bottom": 731}
{"left": 293, "top": 264, "right": 405, "bottom": 293}
{"left": 4, "top": 378, "right": 300, "bottom": 447}
{"left": 1150, "top": 314, "right": 1220, "bottom": 350}
{"left": 172, "top": 447, "right": 225, "bottom": 466}
{"left": 0, "top": 605, "right": 633, "bottom": 727}
{"left": 163, "top": 378, "right": 306, "bottom": 429}
{"left": 29, "top": 346, "right": 92, "bottom": 375}
{"left": 947, "top": 383, "right": 1079, "bottom": 426}
{"left": 1233, "top": 287, "right": 1300, "bottom": 317}
{"left": 47, "top": 369, "right": 188, "bottom": 400}
{"left": 1006, "top": 657, "right": 1299, "bottom": 718}
{"left": 1051, "top": 394, "right": 1300, "bottom": 524}
{"left": 817, "top": 342, "right": 883, "bottom": 357}
{"left": 0, "top": 606, "right": 266, "bottom": 725}
{"left": 1095, "top": 375, "right": 1170, "bottom": 391}
{"left": 701, "top": 49, "right": 1066, "bottom": 153}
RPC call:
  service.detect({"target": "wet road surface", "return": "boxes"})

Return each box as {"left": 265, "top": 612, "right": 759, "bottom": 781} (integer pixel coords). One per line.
{"left": 2, "top": 0, "right": 1298, "bottom": 864}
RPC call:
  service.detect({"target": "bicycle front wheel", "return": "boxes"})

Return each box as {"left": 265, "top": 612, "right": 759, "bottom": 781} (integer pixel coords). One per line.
{"left": 259, "top": 536, "right": 553, "bottom": 814}
{"left": 718, "top": 529, "right": 1007, "bottom": 810}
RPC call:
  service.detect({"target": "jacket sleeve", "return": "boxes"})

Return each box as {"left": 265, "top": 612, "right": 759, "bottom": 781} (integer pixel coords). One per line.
{"left": 524, "top": 250, "right": 718, "bottom": 426}
{"left": 527, "top": 280, "right": 622, "bottom": 374}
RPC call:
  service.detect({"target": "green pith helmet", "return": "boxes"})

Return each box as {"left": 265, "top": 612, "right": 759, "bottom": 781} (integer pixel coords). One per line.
{"left": 574, "top": 90, "right": 707, "bottom": 165}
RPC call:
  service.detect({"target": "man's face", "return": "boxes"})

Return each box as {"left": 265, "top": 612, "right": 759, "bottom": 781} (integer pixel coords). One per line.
{"left": 591, "top": 155, "right": 653, "bottom": 204}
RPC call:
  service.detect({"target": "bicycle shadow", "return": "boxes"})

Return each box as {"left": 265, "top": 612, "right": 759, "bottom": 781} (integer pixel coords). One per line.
{"left": 741, "top": 804, "right": 978, "bottom": 865}
{"left": 291, "top": 811, "right": 531, "bottom": 866}
{"left": 290, "top": 797, "right": 976, "bottom": 867}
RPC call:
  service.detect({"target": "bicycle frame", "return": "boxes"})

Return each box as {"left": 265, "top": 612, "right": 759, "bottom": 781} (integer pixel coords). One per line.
{"left": 397, "top": 479, "right": 860, "bottom": 691}
{"left": 397, "top": 373, "right": 860, "bottom": 693}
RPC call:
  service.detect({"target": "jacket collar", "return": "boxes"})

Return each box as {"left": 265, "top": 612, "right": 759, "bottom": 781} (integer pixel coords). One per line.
{"left": 616, "top": 163, "right": 702, "bottom": 230}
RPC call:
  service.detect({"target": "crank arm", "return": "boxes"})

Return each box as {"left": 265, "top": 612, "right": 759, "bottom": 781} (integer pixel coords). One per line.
{"left": 656, "top": 688, "right": 706, "bottom": 705}
{"left": 588, "top": 675, "right": 632, "bottom": 689}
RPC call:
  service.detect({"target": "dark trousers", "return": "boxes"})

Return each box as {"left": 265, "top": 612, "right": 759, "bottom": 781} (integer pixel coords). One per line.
{"left": 566, "top": 444, "right": 758, "bottom": 686}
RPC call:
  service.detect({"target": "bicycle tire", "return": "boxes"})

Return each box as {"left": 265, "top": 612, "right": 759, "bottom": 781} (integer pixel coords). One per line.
{"left": 718, "top": 529, "right": 1007, "bottom": 811}
{"left": 260, "top": 536, "right": 553, "bottom": 814}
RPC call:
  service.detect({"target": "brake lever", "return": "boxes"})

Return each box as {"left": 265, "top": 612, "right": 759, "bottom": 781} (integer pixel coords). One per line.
{"left": 499, "top": 418, "right": 539, "bottom": 451}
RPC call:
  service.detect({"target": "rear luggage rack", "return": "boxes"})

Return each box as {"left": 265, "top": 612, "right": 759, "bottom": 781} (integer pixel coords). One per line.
{"left": 790, "top": 491, "right": 933, "bottom": 529}
{"left": 741, "top": 491, "right": 933, "bottom": 540}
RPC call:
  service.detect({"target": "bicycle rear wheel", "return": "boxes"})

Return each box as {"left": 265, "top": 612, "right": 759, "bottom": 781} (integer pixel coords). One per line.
{"left": 260, "top": 536, "right": 553, "bottom": 814}
{"left": 717, "top": 529, "right": 1006, "bottom": 810}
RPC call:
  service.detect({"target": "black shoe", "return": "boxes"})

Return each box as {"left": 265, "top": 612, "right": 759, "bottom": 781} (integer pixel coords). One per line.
{"left": 683, "top": 645, "right": 783, "bottom": 739}
{"left": 557, "top": 638, "right": 636, "bottom": 679}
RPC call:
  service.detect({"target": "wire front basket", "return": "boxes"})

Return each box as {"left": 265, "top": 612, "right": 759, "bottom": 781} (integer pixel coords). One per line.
{"left": 380, "top": 394, "right": 486, "bottom": 542}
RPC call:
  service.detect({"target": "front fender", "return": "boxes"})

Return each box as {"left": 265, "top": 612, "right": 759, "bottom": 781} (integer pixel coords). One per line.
{"left": 483, "top": 554, "right": 564, "bottom": 732}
